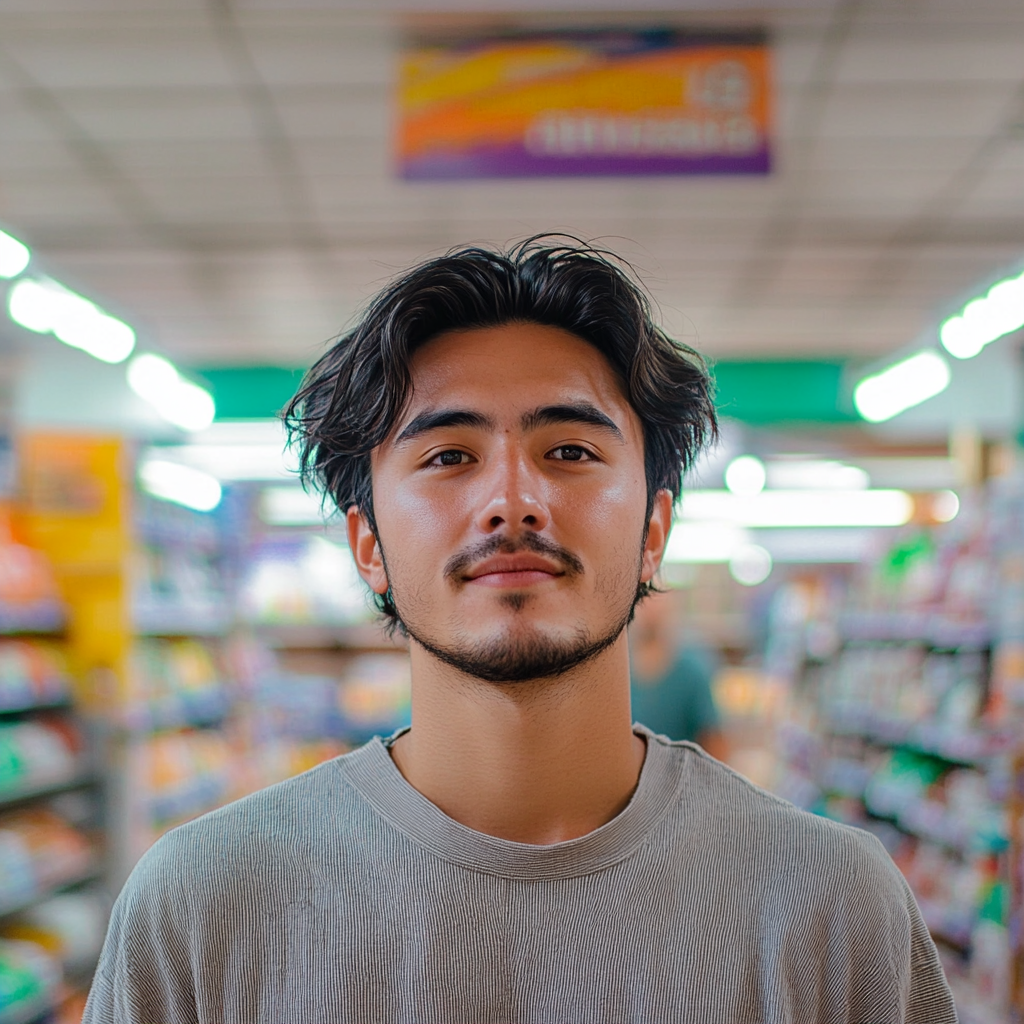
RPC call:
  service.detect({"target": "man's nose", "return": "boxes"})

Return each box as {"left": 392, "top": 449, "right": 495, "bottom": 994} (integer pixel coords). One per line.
{"left": 473, "top": 446, "right": 550, "bottom": 533}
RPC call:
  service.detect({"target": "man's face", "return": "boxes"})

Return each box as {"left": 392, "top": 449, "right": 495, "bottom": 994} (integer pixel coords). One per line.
{"left": 349, "top": 322, "right": 671, "bottom": 682}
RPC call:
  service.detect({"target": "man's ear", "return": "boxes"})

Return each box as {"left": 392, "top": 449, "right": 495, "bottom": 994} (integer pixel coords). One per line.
{"left": 640, "top": 489, "right": 673, "bottom": 584}
{"left": 346, "top": 505, "right": 389, "bottom": 595}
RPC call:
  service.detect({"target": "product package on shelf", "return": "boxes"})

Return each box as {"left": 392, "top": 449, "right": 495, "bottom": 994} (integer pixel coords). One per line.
{"left": 0, "top": 533, "right": 65, "bottom": 635}
{"left": 0, "top": 804, "right": 95, "bottom": 915}
{"left": 226, "top": 636, "right": 410, "bottom": 788}
{"left": 0, "top": 718, "right": 83, "bottom": 798}
{"left": 124, "top": 638, "right": 229, "bottom": 732}
{"left": 768, "top": 475, "right": 1024, "bottom": 1024}
{"left": 0, "top": 642, "right": 71, "bottom": 712}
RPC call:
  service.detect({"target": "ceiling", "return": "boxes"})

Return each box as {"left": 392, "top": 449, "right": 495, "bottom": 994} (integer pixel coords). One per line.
{"left": 2, "top": 0, "right": 1024, "bottom": 371}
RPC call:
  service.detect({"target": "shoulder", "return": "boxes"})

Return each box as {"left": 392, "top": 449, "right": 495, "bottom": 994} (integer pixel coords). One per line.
{"left": 656, "top": 736, "right": 906, "bottom": 900}
{"left": 124, "top": 748, "right": 376, "bottom": 906}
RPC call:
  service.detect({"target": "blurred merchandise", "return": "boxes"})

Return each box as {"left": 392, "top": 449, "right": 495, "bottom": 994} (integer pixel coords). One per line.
{"left": 0, "top": 643, "right": 71, "bottom": 712}
{"left": 768, "top": 471, "right": 1024, "bottom": 1023}
{"left": 0, "top": 538, "right": 64, "bottom": 634}
{"left": 239, "top": 535, "right": 372, "bottom": 627}
{"left": 0, "top": 720, "right": 83, "bottom": 798}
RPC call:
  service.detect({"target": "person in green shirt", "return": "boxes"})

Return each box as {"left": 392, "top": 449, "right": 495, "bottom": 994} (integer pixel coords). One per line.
{"left": 629, "top": 590, "right": 729, "bottom": 761}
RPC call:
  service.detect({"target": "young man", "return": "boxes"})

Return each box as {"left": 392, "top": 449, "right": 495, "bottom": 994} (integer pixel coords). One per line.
{"left": 84, "top": 240, "right": 956, "bottom": 1024}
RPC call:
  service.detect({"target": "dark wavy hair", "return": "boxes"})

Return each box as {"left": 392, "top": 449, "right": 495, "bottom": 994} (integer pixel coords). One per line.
{"left": 284, "top": 236, "right": 717, "bottom": 628}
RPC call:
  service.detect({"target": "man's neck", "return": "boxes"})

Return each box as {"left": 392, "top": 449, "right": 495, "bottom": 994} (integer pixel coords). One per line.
{"left": 388, "top": 632, "right": 646, "bottom": 845}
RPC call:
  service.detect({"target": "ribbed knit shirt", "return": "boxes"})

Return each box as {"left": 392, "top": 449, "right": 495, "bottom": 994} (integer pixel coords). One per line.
{"left": 83, "top": 727, "right": 957, "bottom": 1024}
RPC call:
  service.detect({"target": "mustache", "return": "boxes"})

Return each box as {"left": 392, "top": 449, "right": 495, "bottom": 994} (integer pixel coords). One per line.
{"left": 444, "top": 533, "right": 585, "bottom": 581}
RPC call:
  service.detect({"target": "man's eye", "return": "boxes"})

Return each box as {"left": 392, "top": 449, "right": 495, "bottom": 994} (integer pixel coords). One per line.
{"left": 433, "top": 450, "right": 469, "bottom": 466}
{"left": 548, "top": 445, "right": 590, "bottom": 462}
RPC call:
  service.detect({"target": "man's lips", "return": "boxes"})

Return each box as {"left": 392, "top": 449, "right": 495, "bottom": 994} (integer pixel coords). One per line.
{"left": 464, "top": 555, "right": 564, "bottom": 587}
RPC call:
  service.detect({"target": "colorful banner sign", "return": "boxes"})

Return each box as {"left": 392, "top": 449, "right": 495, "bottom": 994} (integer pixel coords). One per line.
{"left": 397, "top": 30, "right": 771, "bottom": 179}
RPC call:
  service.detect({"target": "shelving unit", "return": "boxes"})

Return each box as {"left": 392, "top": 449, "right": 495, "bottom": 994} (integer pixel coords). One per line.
{"left": 768, "top": 479, "right": 1024, "bottom": 1024}
{"left": 0, "top": 636, "right": 106, "bottom": 1024}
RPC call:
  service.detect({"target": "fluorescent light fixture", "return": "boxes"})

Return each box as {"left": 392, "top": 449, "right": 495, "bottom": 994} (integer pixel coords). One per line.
{"left": 7, "top": 277, "right": 135, "bottom": 363}
{"left": 853, "top": 350, "right": 951, "bottom": 423}
{"left": 765, "top": 460, "right": 869, "bottom": 490}
{"left": 664, "top": 522, "right": 750, "bottom": 563}
{"left": 724, "top": 455, "right": 766, "bottom": 496}
{"left": 127, "top": 353, "right": 215, "bottom": 432}
{"left": 0, "top": 230, "right": 30, "bottom": 279}
{"left": 139, "top": 459, "right": 222, "bottom": 512}
{"left": 259, "top": 486, "right": 325, "bottom": 526}
{"left": 680, "top": 489, "right": 914, "bottom": 528}
{"left": 729, "top": 544, "right": 772, "bottom": 586}
{"left": 145, "top": 444, "right": 297, "bottom": 481}
{"left": 940, "top": 270, "right": 1024, "bottom": 359}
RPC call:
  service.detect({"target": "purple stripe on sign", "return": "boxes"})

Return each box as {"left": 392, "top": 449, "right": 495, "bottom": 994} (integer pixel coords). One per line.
{"left": 400, "top": 145, "right": 771, "bottom": 180}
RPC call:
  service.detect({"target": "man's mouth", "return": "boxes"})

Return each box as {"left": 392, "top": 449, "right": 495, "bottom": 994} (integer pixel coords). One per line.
{"left": 464, "top": 553, "right": 564, "bottom": 588}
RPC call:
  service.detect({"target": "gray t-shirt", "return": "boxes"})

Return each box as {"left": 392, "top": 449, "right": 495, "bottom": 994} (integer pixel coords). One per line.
{"left": 84, "top": 727, "right": 957, "bottom": 1024}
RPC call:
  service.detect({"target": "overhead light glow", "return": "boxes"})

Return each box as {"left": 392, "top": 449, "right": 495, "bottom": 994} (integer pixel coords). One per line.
{"left": 680, "top": 489, "right": 914, "bottom": 529}
{"left": 765, "top": 460, "right": 869, "bottom": 490}
{"left": 259, "top": 486, "right": 325, "bottom": 526}
{"left": 724, "top": 455, "right": 766, "bottom": 496}
{"left": 8, "top": 277, "right": 135, "bottom": 363}
{"left": 127, "top": 353, "right": 215, "bottom": 432}
{"left": 139, "top": 459, "right": 222, "bottom": 512}
{"left": 940, "top": 270, "right": 1024, "bottom": 359}
{"left": 853, "top": 350, "right": 951, "bottom": 423}
{"left": 932, "top": 490, "right": 960, "bottom": 523}
{"left": 664, "top": 522, "right": 750, "bottom": 563}
{"left": 729, "top": 543, "right": 772, "bottom": 586}
{"left": 0, "top": 230, "right": 30, "bottom": 279}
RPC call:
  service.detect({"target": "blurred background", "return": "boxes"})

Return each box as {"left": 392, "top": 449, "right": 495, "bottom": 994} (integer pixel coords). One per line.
{"left": 0, "top": 1, "right": 1023, "bottom": 1021}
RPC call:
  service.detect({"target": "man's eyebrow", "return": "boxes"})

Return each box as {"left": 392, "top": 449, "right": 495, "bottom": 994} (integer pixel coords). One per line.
{"left": 393, "top": 408, "right": 495, "bottom": 445}
{"left": 521, "top": 403, "right": 625, "bottom": 441}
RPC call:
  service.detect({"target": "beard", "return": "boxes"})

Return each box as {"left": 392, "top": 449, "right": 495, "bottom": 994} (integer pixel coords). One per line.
{"left": 381, "top": 530, "right": 642, "bottom": 684}
{"left": 403, "top": 612, "right": 631, "bottom": 684}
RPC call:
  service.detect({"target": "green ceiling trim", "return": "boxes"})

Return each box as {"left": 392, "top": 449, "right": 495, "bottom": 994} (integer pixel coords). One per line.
{"left": 192, "top": 360, "right": 857, "bottom": 425}
{"left": 711, "top": 360, "right": 857, "bottom": 424}
{"left": 192, "top": 366, "right": 306, "bottom": 421}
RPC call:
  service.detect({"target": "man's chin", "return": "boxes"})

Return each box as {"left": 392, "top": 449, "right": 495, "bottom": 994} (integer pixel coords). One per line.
{"left": 404, "top": 619, "right": 625, "bottom": 685}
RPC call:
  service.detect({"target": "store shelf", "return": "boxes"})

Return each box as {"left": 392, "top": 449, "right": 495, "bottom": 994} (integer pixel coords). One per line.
{"left": 0, "top": 865, "right": 102, "bottom": 922}
{"left": 258, "top": 622, "right": 406, "bottom": 651}
{"left": 839, "top": 611, "right": 991, "bottom": 649}
{"left": 0, "top": 605, "right": 65, "bottom": 637}
{"left": 0, "top": 773, "right": 96, "bottom": 811}
{"left": 133, "top": 606, "right": 232, "bottom": 637}
{"left": 824, "top": 710, "right": 1007, "bottom": 766}
{"left": 0, "top": 699, "right": 72, "bottom": 718}
{"left": 0, "top": 993, "right": 53, "bottom": 1024}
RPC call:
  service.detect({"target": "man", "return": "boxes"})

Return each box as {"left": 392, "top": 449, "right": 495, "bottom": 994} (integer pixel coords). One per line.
{"left": 629, "top": 589, "right": 729, "bottom": 759}
{"left": 84, "top": 239, "right": 956, "bottom": 1024}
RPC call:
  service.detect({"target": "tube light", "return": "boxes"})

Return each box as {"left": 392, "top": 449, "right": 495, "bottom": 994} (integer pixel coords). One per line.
{"left": 0, "top": 230, "right": 30, "bottom": 279}
{"left": 127, "top": 353, "right": 216, "bottom": 432}
{"left": 664, "top": 522, "right": 750, "bottom": 563}
{"left": 139, "top": 460, "right": 222, "bottom": 512}
{"left": 8, "top": 277, "right": 135, "bottom": 363}
{"left": 940, "top": 270, "right": 1024, "bottom": 359}
{"left": 853, "top": 350, "right": 951, "bottom": 423}
{"left": 680, "top": 489, "right": 914, "bottom": 528}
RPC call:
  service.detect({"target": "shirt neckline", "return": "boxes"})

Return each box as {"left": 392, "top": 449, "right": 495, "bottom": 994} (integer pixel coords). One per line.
{"left": 337, "top": 724, "right": 689, "bottom": 880}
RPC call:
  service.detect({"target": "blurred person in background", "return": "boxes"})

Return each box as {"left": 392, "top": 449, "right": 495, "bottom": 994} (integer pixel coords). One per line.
{"left": 629, "top": 589, "right": 729, "bottom": 761}
{"left": 84, "top": 238, "right": 955, "bottom": 1024}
